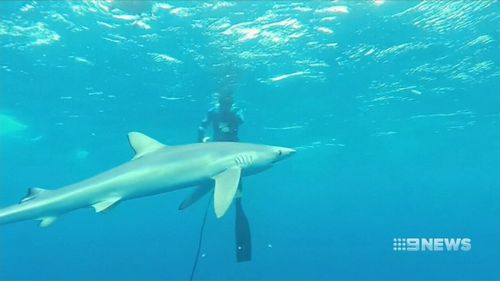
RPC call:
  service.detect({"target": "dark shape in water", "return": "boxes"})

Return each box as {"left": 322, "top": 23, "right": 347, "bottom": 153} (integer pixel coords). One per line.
{"left": 235, "top": 195, "right": 252, "bottom": 262}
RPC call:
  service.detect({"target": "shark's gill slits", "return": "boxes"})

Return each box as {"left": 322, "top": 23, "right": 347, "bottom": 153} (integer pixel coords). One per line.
{"left": 245, "top": 155, "right": 253, "bottom": 166}
{"left": 234, "top": 154, "right": 253, "bottom": 168}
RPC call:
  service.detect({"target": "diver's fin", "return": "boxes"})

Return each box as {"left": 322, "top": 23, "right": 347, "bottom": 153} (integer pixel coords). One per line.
{"left": 39, "top": 216, "right": 57, "bottom": 227}
{"left": 128, "top": 132, "right": 166, "bottom": 160}
{"left": 21, "top": 187, "right": 47, "bottom": 203}
{"left": 178, "top": 181, "right": 214, "bottom": 210}
{"left": 92, "top": 197, "right": 121, "bottom": 213}
{"left": 235, "top": 196, "right": 252, "bottom": 262}
{"left": 213, "top": 167, "right": 241, "bottom": 218}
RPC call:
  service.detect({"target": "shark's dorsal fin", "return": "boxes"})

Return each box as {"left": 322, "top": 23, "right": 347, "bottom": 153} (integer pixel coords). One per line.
{"left": 21, "top": 187, "right": 47, "bottom": 203}
{"left": 213, "top": 167, "right": 241, "bottom": 218}
{"left": 128, "top": 132, "right": 165, "bottom": 160}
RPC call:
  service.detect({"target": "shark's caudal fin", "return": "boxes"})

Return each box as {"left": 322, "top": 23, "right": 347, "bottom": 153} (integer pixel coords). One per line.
{"left": 128, "top": 132, "right": 166, "bottom": 160}
{"left": 213, "top": 167, "right": 241, "bottom": 218}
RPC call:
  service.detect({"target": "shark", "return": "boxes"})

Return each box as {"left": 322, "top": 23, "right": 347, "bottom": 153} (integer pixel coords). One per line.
{"left": 0, "top": 132, "right": 295, "bottom": 227}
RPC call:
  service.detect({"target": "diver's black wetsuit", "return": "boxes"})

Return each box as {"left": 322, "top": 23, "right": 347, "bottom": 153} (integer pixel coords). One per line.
{"left": 198, "top": 105, "right": 251, "bottom": 262}
{"left": 198, "top": 105, "right": 244, "bottom": 142}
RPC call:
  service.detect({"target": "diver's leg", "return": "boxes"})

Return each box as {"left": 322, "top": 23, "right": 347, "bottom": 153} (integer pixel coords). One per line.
{"left": 235, "top": 181, "right": 252, "bottom": 262}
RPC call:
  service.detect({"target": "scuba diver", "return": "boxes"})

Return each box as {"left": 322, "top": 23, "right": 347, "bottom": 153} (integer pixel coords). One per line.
{"left": 198, "top": 90, "right": 244, "bottom": 143}
{"left": 197, "top": 90, "right": 252, "bottom": 263}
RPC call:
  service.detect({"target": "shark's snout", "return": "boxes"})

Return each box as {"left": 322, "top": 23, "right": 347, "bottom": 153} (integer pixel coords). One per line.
{"left": 273, "top": 147, "right": 296, "bottom": 162}
{"left": 280, "top": 147, "right": 296, "bottom": 157}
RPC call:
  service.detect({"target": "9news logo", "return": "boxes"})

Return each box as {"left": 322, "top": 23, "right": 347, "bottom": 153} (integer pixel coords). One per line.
{"left": 393, "top": 238, "right": 471, "bottom": 252}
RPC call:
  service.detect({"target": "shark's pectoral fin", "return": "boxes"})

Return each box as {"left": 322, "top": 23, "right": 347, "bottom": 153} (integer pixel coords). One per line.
{"left": 92, "top": 197, "right": 121, "bottom": 213}
{"left": 21, "top": 187, "right": 48, "bottom": 203}
{"left": 178, "top": 181, "right": 214, "bottom": 210}
{"left": 213, "top": 167, "right": 241, "bottom": 218}
{"left": 39, "top": 216, "right": 57, "bottom": 227}
{"left": 128, "top": 132, "right": 166, "bottom": 160}
{"left": 235, "top": 186, "right": 243, "bottom": 198}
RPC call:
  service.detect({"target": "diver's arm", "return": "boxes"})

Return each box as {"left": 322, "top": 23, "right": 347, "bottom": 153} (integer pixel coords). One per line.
{"left": 236, "top": 108, "right": 244, "bottom": 124}
{"left": 198, "top": 110, "right": 212, "bottom": 142}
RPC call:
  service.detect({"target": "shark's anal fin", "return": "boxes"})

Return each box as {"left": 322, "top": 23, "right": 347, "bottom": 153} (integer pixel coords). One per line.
{"left": 213, "top": 167, "right": 241, "bottom": 218}
{"left": 128, "top": 132, "right": 166, "bottom": 160}
{"left": 179, "top": 181, "right": 214, "bottom": 210}
{"left": 39, "top": 216, "right": 57, "bottom": 227}
{"left": 21, "top": 187, "right": 47, "bottom": 203}
{"left": 92, "top": 197, "right": 121, "bottom": 213}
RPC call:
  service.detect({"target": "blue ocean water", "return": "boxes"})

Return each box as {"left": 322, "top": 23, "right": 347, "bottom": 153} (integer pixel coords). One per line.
{"left": 0, "top": 0, "right": 499, "bottom": 280}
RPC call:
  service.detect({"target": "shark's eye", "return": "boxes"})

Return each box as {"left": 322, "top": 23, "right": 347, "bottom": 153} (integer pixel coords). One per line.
{"left": 277, "top": 150, "right": 282, "bottom": 156}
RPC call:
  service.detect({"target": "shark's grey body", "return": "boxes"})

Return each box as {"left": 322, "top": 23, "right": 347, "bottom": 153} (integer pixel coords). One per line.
{"left": 0, "top": 132, "right": 295, "bottom": 227}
